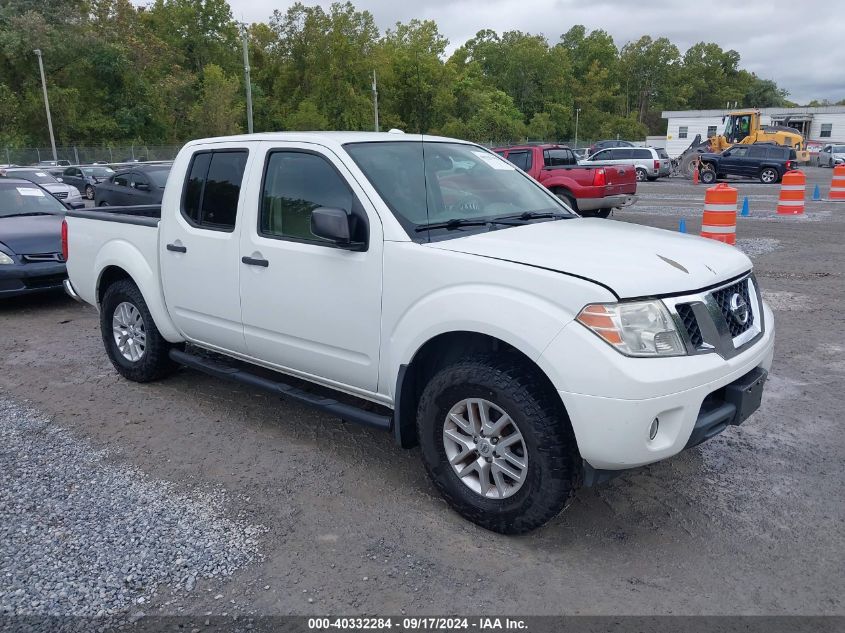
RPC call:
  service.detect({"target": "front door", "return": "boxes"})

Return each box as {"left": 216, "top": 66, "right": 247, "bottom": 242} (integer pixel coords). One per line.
{"left": 238, "top": 143, "right": 383, "bottom": 392}
{"left": 160, "top": 148, "right": 251, "bottom": 353}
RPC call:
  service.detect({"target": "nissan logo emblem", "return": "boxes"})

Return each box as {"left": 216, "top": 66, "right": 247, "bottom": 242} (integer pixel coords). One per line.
{"left": 729, "top": 293, "right": 749, "bottom": 325}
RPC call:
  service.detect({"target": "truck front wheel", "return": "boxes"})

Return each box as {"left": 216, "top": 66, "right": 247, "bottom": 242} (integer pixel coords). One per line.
{"left": 416, "top": 355, "right": 581, "bottom": 534}
{"left": 100, "top": 279, "right": 179, "bottom": 382}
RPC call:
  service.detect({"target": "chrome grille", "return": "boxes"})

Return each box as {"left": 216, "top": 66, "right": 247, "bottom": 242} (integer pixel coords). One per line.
{"left": 22, "top": 253, "right": 64, "bottom": 263}
{"left": 712, "top": 279, "right": 754, "bottom": 337}
{"left": 53, "top": 191, "right": 68, "bottom": 199}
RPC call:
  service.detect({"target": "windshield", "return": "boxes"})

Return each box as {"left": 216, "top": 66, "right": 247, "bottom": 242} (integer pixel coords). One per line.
{"left": 0, "top": 182, "right": 66, "bottom": 217}
{"left": 146, "top": 168, "right": 171, "bottom": 187}
{"left": 3, "top": 169, "right": 58, "bottom": 184}
{"left": 833, "top": 146, "right": 845, "bottom": 153}
{"left": 344, "top": 141, "right": 575, "bottom": 238}
{"left": 82, "top": 167, "right": 115, "bottom": 177}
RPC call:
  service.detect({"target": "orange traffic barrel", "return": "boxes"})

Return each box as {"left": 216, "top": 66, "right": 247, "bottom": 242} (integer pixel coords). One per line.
{"left": 701, "top": 183, "right": 737, "bottom": 245}
{"left": 776, "top": 170, "right": 805, "bottom": 215}
{"left": 830, "top": 164, "right": 845, "bottom": 201}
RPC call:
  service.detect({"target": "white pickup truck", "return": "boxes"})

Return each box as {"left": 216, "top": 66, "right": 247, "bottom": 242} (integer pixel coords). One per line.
{"left": 64, "top": 132, "right": 774, "bottom": 534}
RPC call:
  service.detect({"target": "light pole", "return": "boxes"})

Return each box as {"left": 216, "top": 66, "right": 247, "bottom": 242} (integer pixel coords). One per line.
{"left": 241, "top": 25, "right": 253, "bottom": 134}
{"left": 372, "top": 70, "right": 379, "bottom": 132}
{"left": 33, "top": 49, "right": 57, "bottom": 162}
{"left": 574, "top": 108, "right": 581, "bottom": 150}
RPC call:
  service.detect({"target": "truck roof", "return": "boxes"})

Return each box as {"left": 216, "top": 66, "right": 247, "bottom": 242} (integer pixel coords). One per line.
{"left": 491, "top": 144, "right": 569, "bottom": 151}
{"left": 184, "top": 131, "right": 468, "bottom": 149}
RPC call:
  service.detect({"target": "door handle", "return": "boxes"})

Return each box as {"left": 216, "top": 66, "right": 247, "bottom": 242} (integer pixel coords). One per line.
{"left": 241, "top": 256, "right": 269, "bottom": 268}
{"left": 166, "top": 243, "right": 187, "bottom": 253}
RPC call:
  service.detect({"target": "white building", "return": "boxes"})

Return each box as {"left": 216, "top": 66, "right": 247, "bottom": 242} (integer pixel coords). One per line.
{"left": 661, "top": 106, "right": 845, "bottom": 157}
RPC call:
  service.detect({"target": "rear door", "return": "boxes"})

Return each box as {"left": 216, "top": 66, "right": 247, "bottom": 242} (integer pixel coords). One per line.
{"left": 237, "top": 142, "right": 383, "bottom": 392}
{"left": 160, "top": 148, "right": 251, "bottom": 354}
{"left": 109, "top": 172, "right": 131, "bottom": 205}
{"left": 745, "top": 146, "right": 768, "bottom": 176}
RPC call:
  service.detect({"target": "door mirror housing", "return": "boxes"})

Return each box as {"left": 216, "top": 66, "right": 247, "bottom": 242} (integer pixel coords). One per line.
{"left": 311, "top": 207, "right": 365, "bottom": 250}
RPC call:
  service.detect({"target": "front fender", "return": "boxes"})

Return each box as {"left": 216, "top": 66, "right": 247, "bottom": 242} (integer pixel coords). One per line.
{"left": 94, "top": 240, "right": 183, "bottom": 343}
{"left": 383, "top": 283, "right": 576, "bottom": 399}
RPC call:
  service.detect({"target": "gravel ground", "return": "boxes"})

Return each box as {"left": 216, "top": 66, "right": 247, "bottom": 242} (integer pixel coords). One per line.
{"left": 1, "top": 167, "right": 842, "bottom": 619}
{"left": 0, "top": 396, "right": 265, "bottom": 620}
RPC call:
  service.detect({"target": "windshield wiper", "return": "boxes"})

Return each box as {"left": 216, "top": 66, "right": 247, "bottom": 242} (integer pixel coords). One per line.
{"left": 2, "top": 212, "right": 54, "bottom": 217}
{"left": 415, "top": 217, "right": 525, "bottom": 232}
{"left": 497, "top": 211, "right": 572, "bottom": 222}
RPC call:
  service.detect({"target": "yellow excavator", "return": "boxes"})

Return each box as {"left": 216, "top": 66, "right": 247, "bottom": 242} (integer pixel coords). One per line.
{"left": 678, "top": 110, "right": 809, "bottom": 177}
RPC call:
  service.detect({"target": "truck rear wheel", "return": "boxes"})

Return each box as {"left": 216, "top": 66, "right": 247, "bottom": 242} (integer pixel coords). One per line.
{"left": 100, "top": 279, "right": 179, "bottom": 382}
{"left": 416, "top": 355, "right": 581, "bottom": 534}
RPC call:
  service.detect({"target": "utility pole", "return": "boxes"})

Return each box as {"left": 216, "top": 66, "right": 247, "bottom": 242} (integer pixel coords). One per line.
{"left": 574, "top": 108, "right": 581, "bottom": 150}
{"left": 33, "top": 49, "right": 57, "bottom": 162}
{"left": 241, "top": 25, "right": 254, "bottom": 134}
{"left": 372, "top": 70, "right": 379, "bottom": 132}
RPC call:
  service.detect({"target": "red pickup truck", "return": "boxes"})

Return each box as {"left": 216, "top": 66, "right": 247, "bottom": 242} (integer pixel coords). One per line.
{"left": 493, "top": 144, "right": 637, "bottom": 218}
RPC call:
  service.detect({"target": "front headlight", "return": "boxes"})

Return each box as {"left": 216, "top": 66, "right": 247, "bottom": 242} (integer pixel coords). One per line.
{"left": 0, "top": 251, "right": 15, "bottom": 265}
{"left": 69, "top": 186, "right": 81, "bottom": 197}
{"left": 576, "top": 300, "right": 685, "bottom": 357}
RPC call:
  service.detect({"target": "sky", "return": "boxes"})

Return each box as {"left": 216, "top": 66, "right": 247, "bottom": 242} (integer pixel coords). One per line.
{"left": 225, "top": 0, "right": 844, "bottom": 105}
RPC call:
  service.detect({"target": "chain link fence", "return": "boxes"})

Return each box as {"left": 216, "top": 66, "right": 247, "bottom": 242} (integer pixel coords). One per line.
{"left": 2, "top": 145, "right": 181, "bottom": 166}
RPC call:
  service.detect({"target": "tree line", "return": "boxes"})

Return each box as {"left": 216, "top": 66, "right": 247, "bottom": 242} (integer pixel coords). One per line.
{"left": 0, "top": 0, "right": 813, "bottom": 149}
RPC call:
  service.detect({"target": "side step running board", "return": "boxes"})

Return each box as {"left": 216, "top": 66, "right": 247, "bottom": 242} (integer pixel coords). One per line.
{"left": 169, "top": 348, "right": 393, "bottom": 431}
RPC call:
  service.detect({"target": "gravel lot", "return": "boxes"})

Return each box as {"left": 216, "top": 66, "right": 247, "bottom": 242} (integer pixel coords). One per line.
{"left": 1, "top": 167, "right": 843, "bottom": 619}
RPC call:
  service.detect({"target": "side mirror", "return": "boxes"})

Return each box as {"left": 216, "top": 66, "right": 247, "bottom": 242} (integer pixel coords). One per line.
{"left": 310, "top": 207, "right": 365, "bottom": 250}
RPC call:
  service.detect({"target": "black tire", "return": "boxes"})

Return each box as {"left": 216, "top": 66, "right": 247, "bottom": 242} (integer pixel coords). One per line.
{"left": 416, "top": 354, "right": 581, "bottom": 534}
{"left": 553, "top": 189, "right": 576, "bottom": 212}
{"left": 635, "top": 167, "right": 647, "bottom": 182}
{"left": 85, "top": 185, "right": 95, "bottom": 200}
{"left": 700, "top": 168, "right": 717, "bottom": 185}
{"left": 646, "top": 176, "right": 658, "bottom": 182}
{"left": 594, "top": 208, "right": 612, "bottom": 219}
{"left": 759, "top": 167, "right": 778, "bottom": 184}
{"left": 100, "top": 279, "right": 180, "bottom": 382}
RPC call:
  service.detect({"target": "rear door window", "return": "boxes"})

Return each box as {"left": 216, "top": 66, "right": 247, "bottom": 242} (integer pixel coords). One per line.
{"left": 632, "top": 149, "right": 652, "bottom": 159}
{"left": 610, "top": 149, "right": 633, "bottom": 159}
{"left": 747, "top": 146, "right": 766, "bottom": 158}
{"left": 543, "top": 149, "right": 576, "bottom": 167}
{"left": 504, "top": 150, "right": 532, "bottom": 171}
{"left": 181, "top": 150, "right": 248, "bottom": 232}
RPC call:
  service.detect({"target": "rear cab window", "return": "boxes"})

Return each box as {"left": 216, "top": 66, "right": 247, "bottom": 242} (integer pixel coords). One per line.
{"left": 182, "top": 150, "right": 248, "bottom": 232}
{"left": 543, "top": 148, "right": 576, "bottom": 167}
{"left": 503, "top": 150, "right": 532, "bottom": 171}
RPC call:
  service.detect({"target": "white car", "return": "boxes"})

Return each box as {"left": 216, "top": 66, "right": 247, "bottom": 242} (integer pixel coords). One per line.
{"left": 62, "top": 132, "right": 774, "bottom": 534}
{"left": 818, "top": 144, "right": 845, "bottom": 167}
{"left": 0, "top": 167, "right": 85, "bottom": 208}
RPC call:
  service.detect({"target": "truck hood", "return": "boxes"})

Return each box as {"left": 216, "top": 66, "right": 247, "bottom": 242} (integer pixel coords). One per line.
{"left": 429, "top": 218, "right": 751, "bottom": 298}
{"left": 0, "top": 214, "right": 64, "bottom": 255}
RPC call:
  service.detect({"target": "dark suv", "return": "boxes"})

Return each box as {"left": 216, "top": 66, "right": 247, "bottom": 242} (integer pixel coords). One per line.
{"left": 699, "top": 144, "right": 797, "bottom": 184}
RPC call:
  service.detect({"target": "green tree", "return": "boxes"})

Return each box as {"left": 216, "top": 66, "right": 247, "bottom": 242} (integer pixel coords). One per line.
{"left": 190, "top": 64, "right": 243, "bottom": 136}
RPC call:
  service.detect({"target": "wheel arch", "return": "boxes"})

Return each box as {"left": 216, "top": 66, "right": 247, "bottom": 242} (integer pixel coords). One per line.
{"left": 393, "top": 331, "right": 568, "bottom": 449}
{"left": 94, "top": 249, "right": 182, "bottom": 343}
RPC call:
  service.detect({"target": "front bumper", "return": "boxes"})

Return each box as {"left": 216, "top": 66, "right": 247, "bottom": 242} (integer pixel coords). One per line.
{"left": 0, "top": 261, "right": 67, "bottom": 298}
{"left": 540, "top": 299, "right": 775, "bottom": 471}
{"left": 577, "top": 194, "right": 638, "bottom": 211}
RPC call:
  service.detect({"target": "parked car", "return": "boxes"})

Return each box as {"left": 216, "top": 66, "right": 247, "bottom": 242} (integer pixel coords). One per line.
{"left": 0, "top": 179, "right": 67, "bottom": 297}
{"left": 61, "top": 165, "right": 116, "bottom": 200}
{"left": 587, "top": 139, "right": 634, "bottom": 156}
{"left": 580, "top": 146, "right": 670, "bottom": 182}
{"left": 63, "top": 132, "right": 773, "bottom": 534}
{"left": 493, "top": 144, "right": 637, "bottom": 218}
{"left": 94, "top": 165, "right": 171, "bottom": 206}
{"left": 35, "top": 160, "right": 70, "bottom": 167}
{"left": 818, "top": 144, "right": 845, "bottom": 167}
{"left": 0, "top": 167, "right": 85, "bottom": 208}
{"left": 698, "top": 143, "right": 798, "bottom": 184}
